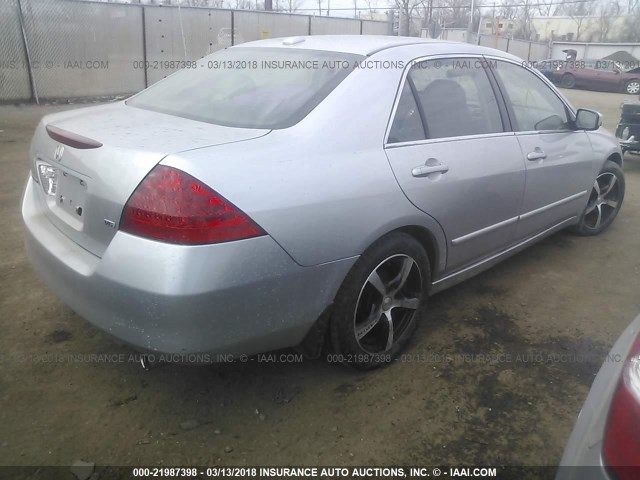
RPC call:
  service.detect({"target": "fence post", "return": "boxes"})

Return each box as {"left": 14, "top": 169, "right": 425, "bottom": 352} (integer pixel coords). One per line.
{"left": 527, "top": 41, "right": 532, "bottom": 61}
{"left": 231, "top": 10, "right": 235, "bottom": 46}
{"left": 308, "top": 15, "right": 311, "bottom": 35}
{"left": 360, "top": 19, "right": 363, "bottom": 35}
{"left": 142, "top": 5, "right": 148, "bottom": 88}
{"left": 506, "top": 37, "right": 510, "bottom": 53}
{"left": 16, "top": 0, "right": 39, "bottom": 104}
{"left": 386, "top": 10, "right": 394, "bottom": 36}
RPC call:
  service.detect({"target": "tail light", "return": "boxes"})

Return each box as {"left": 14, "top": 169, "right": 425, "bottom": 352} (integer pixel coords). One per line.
{"left": 603, "top": 333, "right": 640, "bottom": 479}
{"left": 120, "top": 165, "right": 265, "bottom": 245}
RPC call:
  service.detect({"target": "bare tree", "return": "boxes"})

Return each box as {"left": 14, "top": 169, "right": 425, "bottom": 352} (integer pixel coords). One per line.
{"left": 364, "top": 0, "right": 378, "bottom": 18}
{"left": 282, "top": 0, "right": 302, "bottom": 11}
{"left": 556, "top": 0, "right": 596, "bottom": 40}
{"left": 596, "top": 0, "right": 620, "bottom": 41}
{"left": 535, "top": 0, "right": 556, "bottom": 16}
{"left": 622, "top": 0, "right": 640, "bottom": 40}
{"left": 439, "top": 0, "right": 470, "bottom": 28}
{"left": 394, "top": 0, "right": 424, "bottom": 35}
{"left": 225, "top": 0, "right": 253, "bottom": 8}
{"left": 515, "top": 0, "right": 536, "bottom": 40}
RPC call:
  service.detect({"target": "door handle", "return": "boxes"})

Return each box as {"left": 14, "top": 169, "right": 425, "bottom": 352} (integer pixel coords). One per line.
{"left": 527, "top": 149, "right": 547, "bottom": 161}
{"left": 412, "top": 162, "right": 449, "bottom": 177}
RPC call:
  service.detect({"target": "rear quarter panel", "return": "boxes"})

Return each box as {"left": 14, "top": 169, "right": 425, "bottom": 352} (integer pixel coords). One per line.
{"left": 162, "top": 48, "right": 449, "bottom": 270}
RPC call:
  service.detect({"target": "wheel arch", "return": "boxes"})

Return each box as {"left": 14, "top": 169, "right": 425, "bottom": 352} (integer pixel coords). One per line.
{"left": 295, "top": 222, "right": 444, "bottom": 359}
{"left": 607, "top": 151, "right": 623, "bottom": 168}
{"left": 363, "top": 215, "right": 448, "bottom": 280}
{"left": 395, "top": 225, "right": 440, "bottom": 282}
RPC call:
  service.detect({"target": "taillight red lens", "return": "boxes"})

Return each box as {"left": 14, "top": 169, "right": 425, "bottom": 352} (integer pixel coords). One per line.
{"left": 603, "top": 333, "right": 640, "bottom": 479}
{"left": 120, "top": 165, "right": 265, "bottom": 245}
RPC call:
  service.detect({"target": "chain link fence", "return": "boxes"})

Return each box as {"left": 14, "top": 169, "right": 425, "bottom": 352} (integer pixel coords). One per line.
{"left": 477, "top": 34, "right": 550, "bottom": 61}
{"left": 0, "top": 0, "right": 33, "bottom": 101}
{"left": 0, "top": 0, "right": 389, "bottom": 102}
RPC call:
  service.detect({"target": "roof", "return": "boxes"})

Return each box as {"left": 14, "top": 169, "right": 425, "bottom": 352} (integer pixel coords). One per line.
{"left": 602, "top": 50, "right": 639, "bottom": 63}
{"left": 235, "top": 35, "right": 518, "bottom": 59}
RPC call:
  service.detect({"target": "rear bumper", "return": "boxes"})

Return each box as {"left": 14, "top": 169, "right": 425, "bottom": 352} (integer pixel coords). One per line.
{"left": 22, "top": 177, "right": 355, "bottom": 356}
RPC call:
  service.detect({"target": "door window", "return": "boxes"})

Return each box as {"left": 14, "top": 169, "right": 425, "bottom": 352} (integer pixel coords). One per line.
{"left": 409, "top": 58, "right": 504, "bottom": 139}
{"left": 388, "top": 81, "right": 426, "bottom": 144}
{"left": 492, "top": 61, "right": 571, "bottom": 132}
{"left": 388, "top": 58, "right": 504, "bottom": 143}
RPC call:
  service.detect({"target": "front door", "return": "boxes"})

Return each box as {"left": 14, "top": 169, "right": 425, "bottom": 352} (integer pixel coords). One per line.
{"left": 490, "top": 60, "right": 594, "bottom": 239}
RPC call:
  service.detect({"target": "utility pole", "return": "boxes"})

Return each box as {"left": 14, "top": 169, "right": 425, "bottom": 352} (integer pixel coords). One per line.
{"left": 466, "top": 0, "right": 475, "bottom": 42}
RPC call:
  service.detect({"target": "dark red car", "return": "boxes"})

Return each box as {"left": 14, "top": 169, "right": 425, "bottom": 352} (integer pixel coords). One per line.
{"left": 553, "top": 59, "right": 640, "bottom": 95}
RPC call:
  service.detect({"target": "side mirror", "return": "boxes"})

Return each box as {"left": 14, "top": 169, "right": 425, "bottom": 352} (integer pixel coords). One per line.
{"left": 575, "top": 109, "right": 602, "bottom": 131}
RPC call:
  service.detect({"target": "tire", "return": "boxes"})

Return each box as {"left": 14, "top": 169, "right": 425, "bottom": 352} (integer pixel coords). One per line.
{"left": 561, "top": 73, "right": 576, "bottom": 88}
{"left": 572, "top": 160, "right": 625, "bottom": 236}
{"left": 625, "top": 79, "right": 640, "bottom": 95}
{"left": 329, "top": 232, "right": 430, "bottom": 370}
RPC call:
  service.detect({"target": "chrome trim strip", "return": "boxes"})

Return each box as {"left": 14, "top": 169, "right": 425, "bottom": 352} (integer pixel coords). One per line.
{"left": 451, "top": 216, "right": 519, "bottom": 246}
{"left": 519, "top": 190, "right": 587, "bottom": 221}
{"left": 432, "top": 216, "right": 578, "bottom": 290}
{"left": 385, "top": 131, "right": 515, "bottom": 149}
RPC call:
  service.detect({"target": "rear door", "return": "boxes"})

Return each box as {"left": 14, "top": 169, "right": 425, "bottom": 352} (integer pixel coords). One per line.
{"left": 384, "top": 57, "right": 526, "bottom": 273}
{"left": 489, "top": 60, "right": 594, "bottom": 240}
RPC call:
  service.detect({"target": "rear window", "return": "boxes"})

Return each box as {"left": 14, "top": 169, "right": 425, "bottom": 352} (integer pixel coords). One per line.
{"left": 127, "top": 47, "right": 364, "bottom": 129}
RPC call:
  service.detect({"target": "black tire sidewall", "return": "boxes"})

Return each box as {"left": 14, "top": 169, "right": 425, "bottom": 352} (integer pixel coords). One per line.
{"left": 329, "top": 232, "right": 430, "bottom": 370}
{"left": 561, "top": 74, "right": 575, "bottom": 88}
{"left": 575, "top": 160, "right": 625, "bottom": 236}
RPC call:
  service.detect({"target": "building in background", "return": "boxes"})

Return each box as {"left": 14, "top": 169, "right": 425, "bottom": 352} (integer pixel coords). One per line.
{"left": 530, "top": 15, "right": 628, "bottom": 42}
{"left": 478, "top": 16, "right": 517, "bottom": 37}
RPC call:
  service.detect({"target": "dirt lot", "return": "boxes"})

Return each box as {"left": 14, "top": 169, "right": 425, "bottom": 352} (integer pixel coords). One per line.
{"left": 1, "top": 88, "right": 639, "bottom": 472}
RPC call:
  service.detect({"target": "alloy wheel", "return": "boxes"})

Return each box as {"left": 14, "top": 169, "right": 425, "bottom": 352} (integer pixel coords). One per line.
{"left": 626, "top": 81, "right": 640, "bottom": 95}
{"left": 353, "top": 254, "right": 422, "bottom": 354}
{"left": 584, "top": 172, "right": 621, "bottom": 229}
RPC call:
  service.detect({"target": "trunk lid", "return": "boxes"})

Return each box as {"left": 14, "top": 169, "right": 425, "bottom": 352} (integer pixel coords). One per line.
{"left": 29, "top": 102, "right": 269, "bottom": 257}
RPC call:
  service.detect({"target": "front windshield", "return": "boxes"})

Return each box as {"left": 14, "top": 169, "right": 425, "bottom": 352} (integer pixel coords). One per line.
{"left": 126, "top": 47, "right": 364, "bottom": 129}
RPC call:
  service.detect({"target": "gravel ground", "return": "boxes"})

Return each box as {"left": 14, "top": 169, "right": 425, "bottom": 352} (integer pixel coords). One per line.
{"left": 0, "top": 88, "right": 639, "bottom": 471}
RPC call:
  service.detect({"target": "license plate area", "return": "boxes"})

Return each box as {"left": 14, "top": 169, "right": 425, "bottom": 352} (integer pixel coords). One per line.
{"left": 57, "top": 170, "right": 87, "bottom": 222}
{"left": 36, "top": 160, "right": 88, "bottom": 230}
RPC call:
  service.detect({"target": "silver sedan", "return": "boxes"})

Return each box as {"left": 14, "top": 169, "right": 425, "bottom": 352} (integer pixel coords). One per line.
{"left": 22, "top": 36, "right": 625, "bottom": 369}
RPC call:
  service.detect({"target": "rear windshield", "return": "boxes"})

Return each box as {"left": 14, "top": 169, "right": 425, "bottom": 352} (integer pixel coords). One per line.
{"left": 127, "top": 47, "right": 364, "bottom": 129}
